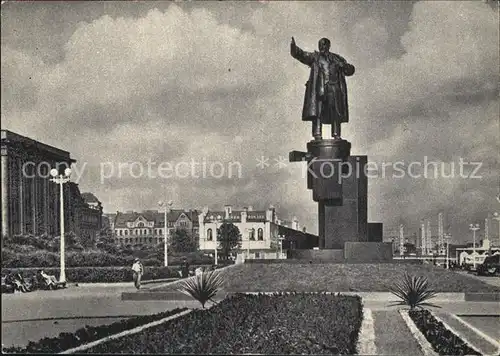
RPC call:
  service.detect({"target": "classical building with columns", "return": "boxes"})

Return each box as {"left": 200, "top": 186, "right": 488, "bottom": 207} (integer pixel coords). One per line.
{"left": 1, "top": 130, "right": 102, "bottom": 240}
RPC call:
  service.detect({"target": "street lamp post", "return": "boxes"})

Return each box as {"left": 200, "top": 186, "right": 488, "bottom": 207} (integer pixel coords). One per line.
{"left": 209, "top": 215, "right": 222, "bottom": 265}
{"left": 50, "top": 167, "right": 72, "bottom": 283}
{"left": 444, "top": 233, "right": 451, "bottom": 269}
{"left": 493, "top": 212, "right": 500, "bottom": 248}
{"left": 469, "top": 223, "right": 480, "bottom": 269}
{"left": 278, "top": 234, "right": 285, "bottom": 258}
{"left": 158, "top": 200, "right": 173, "bottom": 267}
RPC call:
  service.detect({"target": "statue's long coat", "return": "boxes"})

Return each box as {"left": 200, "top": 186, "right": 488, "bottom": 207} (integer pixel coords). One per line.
{"left": 291, "top": 46, "right": 354, "bottom": 124}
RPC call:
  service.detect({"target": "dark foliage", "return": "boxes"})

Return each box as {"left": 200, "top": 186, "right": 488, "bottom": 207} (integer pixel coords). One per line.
{"left": 81, "top": 293, "right": 363, "bottom": 354}
{"left": 170, "top": 229, "right": 198, "bottom": 253}
{"left": 409, "top": 309, "right": 481, "bottom": 355}
{"left": 2, "top": 308, "right": 188, "bottom": 353}
{"left": 1, "top": 266, "right": 180, "bottom": 283}
{"left": 217, "top": 222, "right": 242, "bottom": 260}
{"left": 388, "top": 273, "right": 440, "bottom": 310}
{"left": 177, "top": 270, "right": 225, "bottom": 308}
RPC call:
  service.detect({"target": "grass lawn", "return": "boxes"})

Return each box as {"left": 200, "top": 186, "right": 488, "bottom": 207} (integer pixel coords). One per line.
{"left": 158, "top": 263, "right": 500, "bottom": 293}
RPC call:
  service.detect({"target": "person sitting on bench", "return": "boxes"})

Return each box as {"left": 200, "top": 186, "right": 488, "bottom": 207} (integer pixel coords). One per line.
{"left": 39, "top": 270, "right": 58, "bottom": 287}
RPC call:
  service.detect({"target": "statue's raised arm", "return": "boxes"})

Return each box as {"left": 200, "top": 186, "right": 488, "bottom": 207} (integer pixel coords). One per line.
{"left": 290, "top": 37, "right": 314, "bottom": 66}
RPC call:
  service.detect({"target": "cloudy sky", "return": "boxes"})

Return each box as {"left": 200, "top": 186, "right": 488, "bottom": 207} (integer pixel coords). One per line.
{"left": 2, "top": 0, "right": 499, "bottom": 242}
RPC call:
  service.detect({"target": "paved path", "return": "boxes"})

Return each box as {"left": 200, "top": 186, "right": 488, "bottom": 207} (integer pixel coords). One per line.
{"left": 1, "top": 283, "right": 198, "bottom": 348}
{"left": 3, "top": 282, "right": 499, "bottom": 353}
{"left": 372, "top": 310, "right": 424, "bottom": 356}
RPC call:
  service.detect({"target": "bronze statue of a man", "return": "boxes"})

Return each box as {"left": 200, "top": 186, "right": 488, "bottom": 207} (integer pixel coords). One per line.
{"left": 291, "top": 37, "right": 355, "bottom": 140}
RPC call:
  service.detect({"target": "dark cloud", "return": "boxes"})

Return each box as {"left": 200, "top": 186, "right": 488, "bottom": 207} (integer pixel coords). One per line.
{"left": 1, "top": 1, "right": 498, "bottom": 242}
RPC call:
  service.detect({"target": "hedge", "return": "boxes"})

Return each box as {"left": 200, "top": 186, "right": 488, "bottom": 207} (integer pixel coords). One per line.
{"left": 1, "top": 249, "right": 215, "bottom": 268}
{"left": 409, "top": 309, "right": 480, "bottom": 355}
{"left": 2, "top": 307, "right": 188, "bottom": 353}
{"left": 1, "top": 266, "right": 182, "bottom": 283}
{"left": 81, "top": 292, "right": 363, "bottom": 354}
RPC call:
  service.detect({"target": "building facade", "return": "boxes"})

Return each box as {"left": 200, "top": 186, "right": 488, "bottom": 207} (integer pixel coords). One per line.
{"left": 79, "top": 192, "right": 103, "bottom": 241}
{"left": 112, "top": 209, "right": 199, "bottom": 245}
{"left": 1, "top": 130, "right": 102, "bottom": 240}
{"left": 198, "top": 205, "right": 316, "bottom": 259}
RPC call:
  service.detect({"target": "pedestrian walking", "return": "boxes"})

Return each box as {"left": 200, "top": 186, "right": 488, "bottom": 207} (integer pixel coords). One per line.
{"left": 131, "top": 258, "right": 144, "bottom": 289}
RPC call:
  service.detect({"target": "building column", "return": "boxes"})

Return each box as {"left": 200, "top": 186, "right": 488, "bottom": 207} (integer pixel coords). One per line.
{"left": 1, "top": 148, "right": 9, "bottom": 238}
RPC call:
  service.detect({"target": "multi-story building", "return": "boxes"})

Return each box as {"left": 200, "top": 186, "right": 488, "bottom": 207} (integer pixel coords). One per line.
{"left": 198, "top": 205, "right": 317, "bottom": 259}
{"left": 112, "top": 209, "right": 199, "bottom": 245}
{"left": 1, "top": 130, "right": 102, "bottom": 240}
{"left": 79, "top": 192, "right": 103, "bottom": 241}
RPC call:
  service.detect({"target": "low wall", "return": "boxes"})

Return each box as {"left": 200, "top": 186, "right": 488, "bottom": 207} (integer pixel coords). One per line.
{"left": 288, "top": 249, "right": 345, "bottom": 262}
{"left": 344, "top": 242, "right": 393, "bottom": 262}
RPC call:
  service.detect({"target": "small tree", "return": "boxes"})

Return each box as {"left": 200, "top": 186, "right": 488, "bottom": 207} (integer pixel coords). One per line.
{"left": 95, "top": 227, "right": 118, "bottom": 253}
{"left": 217, "top": 222, "right": 241, "bottom": 261}
{"left": 170, "top": 229, "right": 198, "bottom": 253}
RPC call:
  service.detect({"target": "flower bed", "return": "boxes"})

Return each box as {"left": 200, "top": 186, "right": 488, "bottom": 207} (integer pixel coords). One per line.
{"left": 1, "top": 266, "right": 181, "bottom": 283}
{"left": 1, "top": 307, "right": 188, "bottom": 353}
{"left": 81, "top": 293, "right": 363, "bottom": 354}
{"left": 408, "top": 309, "right": 480, "bottom": 355}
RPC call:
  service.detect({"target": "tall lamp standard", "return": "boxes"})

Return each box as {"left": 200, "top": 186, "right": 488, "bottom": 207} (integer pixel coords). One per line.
{"left": 209, "top": 215, "right": 222, "bottom": 265}
{"left": 158, "top": 200, "right": 173, "bottom": 267}
{"left": 444, "top": 233, "right": 451, "bottom": 269}
{"left": 278, "top": 234, "right": 285, "bottom": 258}
{"left": 469, "top": 223, "right": 480, "bottom": 270}
{"left": 50, "top": 168, "right": 72, "bottom": 283}
{"left": 493, "top": 212, "right": 500, "bottom": 248}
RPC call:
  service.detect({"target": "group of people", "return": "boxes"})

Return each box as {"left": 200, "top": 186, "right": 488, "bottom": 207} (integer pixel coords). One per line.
{"left": 2, "top": 270, "right": 61, "bottom": 293}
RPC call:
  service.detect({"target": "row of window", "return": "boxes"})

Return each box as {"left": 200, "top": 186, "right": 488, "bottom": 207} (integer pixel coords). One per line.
{"left": 130, "top": 221, "right": 190, "bottom": 229}
{"left": 115, "top": 237, "right": 163, "bottom": 244}
{"left": 115, "top": 229, "right": 163, "bottom": 236}
{"left": 114, "top": 227, "right": 199, "bottom": 236}
{"left": 206, "top": 228, "right": 264, "bottom": 241}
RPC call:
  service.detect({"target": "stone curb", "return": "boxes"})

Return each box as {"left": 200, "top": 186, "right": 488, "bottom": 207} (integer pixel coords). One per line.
{"left": 136, "top": 264, "right": 238, "bottom": 291}
{"left": 59, "top": 309, "right": 193, "bottom": 354}
{"left": 399, "top": 309, "right": 438, "bottom": 356}
{"left": 450, "top": 314, "right": 500, "bottom": 353}
{"left": 464, "top": 292, "right": 500, "bottom": 302}
{"left": 120, "top": 290, "right": 470, "bottom": 302}
{"left": 430, "top": 312, "right": 485, "bottom": 355}
{"left": 356, "top": 308, "right": 376, "bottom": 355}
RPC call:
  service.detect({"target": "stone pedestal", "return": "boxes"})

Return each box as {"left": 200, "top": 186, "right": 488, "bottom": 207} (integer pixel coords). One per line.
{"left": 1, "top": 145, "right": 8, "bottom": 238}
{"left": 319, "top": 155, "right": 368, "bottom": 249}
{"left": 305, "top": 139, "right": 351, "bottom": 205}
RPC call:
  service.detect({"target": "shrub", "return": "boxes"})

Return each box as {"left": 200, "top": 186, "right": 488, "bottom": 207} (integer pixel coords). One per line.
{"left": 81, "top": 293, "right": 363, "bottom": 354}
{"left": 1, "top": 266, "right": 180, "bottom": 283}
{"left": 388, "top": 273, "right": 440, "bottom": 310}
{"left": 1, "top": 247, "right": 217, "bottom": 268}
{"left": 409, "top": 309, "right": 480, "bottom": 355}
{"left": 177, "top": 270, "right": 225, "bottom": 308}
{"left": 1, "top": 308, "right": 188, "bottom": 353}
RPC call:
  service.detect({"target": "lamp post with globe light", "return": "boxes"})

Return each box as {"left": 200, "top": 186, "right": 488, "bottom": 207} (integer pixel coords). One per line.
{"left": 50, "top": 167, "right": 72, "bottom": 283}
{"left": 493, "top": 213, "right": 500, "bottom": 249}
{"left": 209, "top": 215, "right": 223, "bottom": 265}
{"left": 469, "top": 223, "right": 480, "bottom": 269}
{"left": 444, "top": 233, "right": 452, "bottom": 269}
{"left": 278, "top": 234, "right": 285, "bottom": 258}
{"left": 158, "top": 200, "right": 173, "bottom": 267}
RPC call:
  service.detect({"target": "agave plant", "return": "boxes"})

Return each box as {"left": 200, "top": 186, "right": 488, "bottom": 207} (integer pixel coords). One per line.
{"left": 177, "top": 270, "right": 225, "bottom": 308}
{"left": 388, "top": 273, "right": 440, "bottom": 310}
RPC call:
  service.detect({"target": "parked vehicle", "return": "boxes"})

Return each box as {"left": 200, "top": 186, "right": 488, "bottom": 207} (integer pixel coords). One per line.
{"left": 476, "top": 255, "right": 500, "bottom": 276}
